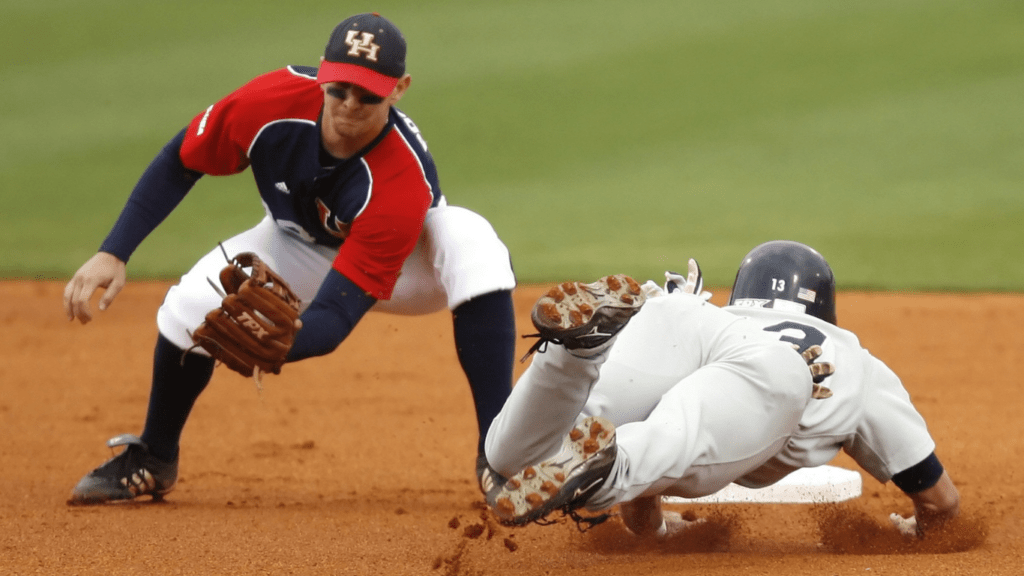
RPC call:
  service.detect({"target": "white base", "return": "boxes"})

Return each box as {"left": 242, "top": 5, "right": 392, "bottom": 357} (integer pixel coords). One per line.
{"left": 663, "top": 465, "right": 862, "bottom": 505}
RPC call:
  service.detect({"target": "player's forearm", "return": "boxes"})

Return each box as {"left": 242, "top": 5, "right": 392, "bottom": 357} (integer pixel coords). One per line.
{"left": 99, "top": 128, "right": 202, "bottom": 263}
{"left": 910, "top": 471, "right": 960, "bottom": 533}
{"left": 287, "top": 269, "right": 376, "bottom": 361}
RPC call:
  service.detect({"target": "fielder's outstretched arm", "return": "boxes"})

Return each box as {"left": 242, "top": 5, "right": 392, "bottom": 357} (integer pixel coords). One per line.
{"left": 63, "top": 129, "right": 201, "bottom": 324}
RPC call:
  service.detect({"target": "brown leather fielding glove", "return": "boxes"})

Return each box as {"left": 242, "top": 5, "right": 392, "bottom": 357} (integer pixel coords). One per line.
{"left": 191, "top": 252, "right": 301, "bottom": 382}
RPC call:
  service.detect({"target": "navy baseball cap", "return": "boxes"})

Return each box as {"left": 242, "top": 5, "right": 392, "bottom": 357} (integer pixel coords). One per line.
{"left": 317, "top": 13, "right": 406, "bottom": 98}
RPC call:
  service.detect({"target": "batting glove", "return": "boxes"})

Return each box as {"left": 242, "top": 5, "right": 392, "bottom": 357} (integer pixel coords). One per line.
{"left": 665, "top": 259, "right": 712, "bottom": 301}
{"left": 889, "top": 513, "right": 921, "bottom": 538}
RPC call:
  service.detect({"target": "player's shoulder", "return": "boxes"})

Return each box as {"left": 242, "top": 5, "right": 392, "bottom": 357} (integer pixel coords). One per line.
{"left": 723, "top": 306, "right": 862, "bottom": 344}
{"left": 363, "top": 110, "right": 435, "bottom": 178}
{"left": 236, "top": 65, "right": 320, "bottom": 100}
{"left": 217, "top": 66, "right": 322, "bottom": 119}
{"left": 260, "top": 65, "right": 321, "bottom": 91}
{"left": 180, "top": 66, "right": 323, "bottom": 173}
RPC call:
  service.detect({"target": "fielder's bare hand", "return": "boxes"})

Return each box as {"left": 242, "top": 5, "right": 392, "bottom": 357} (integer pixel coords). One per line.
{"left": 63, "top": 252, "right": 127, "bottom": 324}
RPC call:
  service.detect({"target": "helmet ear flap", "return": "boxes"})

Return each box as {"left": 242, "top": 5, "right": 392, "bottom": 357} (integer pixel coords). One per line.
{"left": 728, "top": 241, "right": 837, "bottom": 325}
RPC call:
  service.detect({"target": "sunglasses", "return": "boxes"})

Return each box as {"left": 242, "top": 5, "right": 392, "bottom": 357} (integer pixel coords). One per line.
{"left": 325, "top": 85, "right": 386, "bottom": 105}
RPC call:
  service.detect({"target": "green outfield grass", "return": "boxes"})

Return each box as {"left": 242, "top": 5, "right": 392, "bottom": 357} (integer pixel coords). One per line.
{"left": 2, "top": 0, "right": 1021, "bottom": 290}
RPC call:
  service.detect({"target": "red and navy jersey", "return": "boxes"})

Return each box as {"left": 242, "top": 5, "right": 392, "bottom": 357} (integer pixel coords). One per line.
{"left": 179, "top": 65, "right": 442, "bottom": 300}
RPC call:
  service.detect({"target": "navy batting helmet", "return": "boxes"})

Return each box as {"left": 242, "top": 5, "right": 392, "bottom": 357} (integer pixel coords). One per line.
{"left": 728, "top": 240, "right": 837, "bottom": 325}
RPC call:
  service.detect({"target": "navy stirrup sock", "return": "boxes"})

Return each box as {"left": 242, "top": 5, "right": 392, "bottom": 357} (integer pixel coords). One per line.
{"left": 140, "top": 334, "right": 216, "bottom": 462}
{"left": 452, "top": 290, "right": 516, "bottom": 454}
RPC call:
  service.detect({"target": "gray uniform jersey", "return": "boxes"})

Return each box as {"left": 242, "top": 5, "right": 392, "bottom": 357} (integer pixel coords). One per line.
{"left": 722, "top": 306, "right": 936, "bottom": 488}
{"left": 486, "top": 290, "right": 936, "bottom": 510}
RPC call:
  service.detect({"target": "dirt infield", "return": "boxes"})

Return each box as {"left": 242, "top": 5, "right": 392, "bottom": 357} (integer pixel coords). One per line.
{"left": 1, "top": 281, "right": 1021, "bottom": 575}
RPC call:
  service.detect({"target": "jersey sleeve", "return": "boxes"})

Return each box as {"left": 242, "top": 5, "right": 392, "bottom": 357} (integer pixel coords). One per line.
{"left": 179, "top": 67, "right": 323, "bottom": 176}
{"left": 843, "top": 352, "right": 938, "bottom": 483}
{"left": 331, "top": 130, "right": 434, "bottom": 299}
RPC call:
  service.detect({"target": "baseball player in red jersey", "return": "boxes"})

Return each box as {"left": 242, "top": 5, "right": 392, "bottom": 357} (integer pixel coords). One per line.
{"left": 481, "top": 242, "right": 959, "bottom": 539}
{"left": 63, "top": 13, "right": 517, "bottom": 504}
